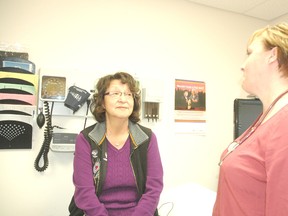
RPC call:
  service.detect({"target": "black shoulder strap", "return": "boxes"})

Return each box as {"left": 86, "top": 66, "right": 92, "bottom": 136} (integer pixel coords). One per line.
{"left": 81, "top": 123, "right": 107, "bottom": 196}
{"left": 138, "top": 124, "right": 152, "bottom": 142}
{"left": 135, "top": 125, "right": 159, "bottom": 216}
{"left": 130, "top": 124, "right": 152, "bottom": 197}
{"left": 81, "top": 123, "right": 96, "bottom": 143}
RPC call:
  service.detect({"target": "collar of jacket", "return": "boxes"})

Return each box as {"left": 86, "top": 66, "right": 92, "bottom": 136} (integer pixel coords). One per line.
{"left": 88, "top": 120, "right": 150, "bottom": 148}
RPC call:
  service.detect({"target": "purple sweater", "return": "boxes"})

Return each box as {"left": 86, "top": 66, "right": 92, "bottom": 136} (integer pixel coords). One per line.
{"left": 73, "top": 131, "right": 163, "bottom": 216}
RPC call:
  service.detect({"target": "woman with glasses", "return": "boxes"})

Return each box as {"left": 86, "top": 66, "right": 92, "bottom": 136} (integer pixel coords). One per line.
{"left": 213, "top": 23, "right": 288, "bottom": 215}
{"left": 70, "top": 72, "right": 163, "bottom": 216}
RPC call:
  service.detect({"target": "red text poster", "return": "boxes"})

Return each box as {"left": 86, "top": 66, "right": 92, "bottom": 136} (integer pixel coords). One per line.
{"left": 174, "top": 79, "right": 206, "bottom": 123}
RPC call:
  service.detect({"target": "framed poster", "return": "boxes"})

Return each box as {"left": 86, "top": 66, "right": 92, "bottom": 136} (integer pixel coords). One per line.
{"left": 174, "top": 79, "right": 206, "bottom": 123}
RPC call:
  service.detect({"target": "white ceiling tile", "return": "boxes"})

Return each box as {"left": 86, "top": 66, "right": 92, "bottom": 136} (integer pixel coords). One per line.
{"left": 187, "top": 0, "right": 288, "bottom": 21}
{"left": 188, "top": 0, "right": 265, "bottom": 12}
{"left": 244, "top": 0, "right": 288, "bottom": 20}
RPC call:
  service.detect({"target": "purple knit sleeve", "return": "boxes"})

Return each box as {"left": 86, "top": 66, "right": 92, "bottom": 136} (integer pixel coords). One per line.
{"left": 132, "top": 132, "right": 164, "bottom": 216}
{"left": 73, "top": 133, "right": 109, "bottom": 216}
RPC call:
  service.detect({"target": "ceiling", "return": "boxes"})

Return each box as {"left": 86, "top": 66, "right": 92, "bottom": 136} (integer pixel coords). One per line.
{"left": 187, "top": 0, "right": 288, "bottom": 21}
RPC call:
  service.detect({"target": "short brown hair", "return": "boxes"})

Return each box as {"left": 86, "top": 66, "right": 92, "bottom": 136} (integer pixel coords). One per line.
{"left": 90, "top": 72, "right": 141, "bottom": 123}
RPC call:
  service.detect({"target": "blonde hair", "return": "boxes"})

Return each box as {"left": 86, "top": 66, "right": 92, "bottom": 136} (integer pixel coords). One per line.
{"left": 248, "top": 22, "right": 288, "bottom": 76}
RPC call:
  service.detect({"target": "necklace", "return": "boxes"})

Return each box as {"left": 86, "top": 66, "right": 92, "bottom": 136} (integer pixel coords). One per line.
{"left": 105, "top": 133, "right": 120, "bottom": 146}
{"left": 105, "top": 130, "right": 129, "bottom": 147}
{"left": 218, "top": 89, "right": 288, "bottom": 166}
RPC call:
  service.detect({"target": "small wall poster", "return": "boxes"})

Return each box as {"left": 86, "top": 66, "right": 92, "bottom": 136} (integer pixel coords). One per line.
{"left": 174, "top": 79, "right": 206, "bottom": 122}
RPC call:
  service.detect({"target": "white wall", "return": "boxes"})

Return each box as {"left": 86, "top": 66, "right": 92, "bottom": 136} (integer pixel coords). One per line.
{"left": 0, "top": 0, "right": 273, "bottom": 215}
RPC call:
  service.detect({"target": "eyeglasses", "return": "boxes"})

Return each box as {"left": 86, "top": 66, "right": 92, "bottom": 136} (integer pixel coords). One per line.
{"left": 104, "top": 91, "right": 134, "bottom": 99}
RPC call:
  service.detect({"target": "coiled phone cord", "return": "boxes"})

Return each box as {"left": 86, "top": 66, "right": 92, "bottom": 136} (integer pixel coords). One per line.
{"left": 34, "top": 101, "right": 54, "bottom": 172}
